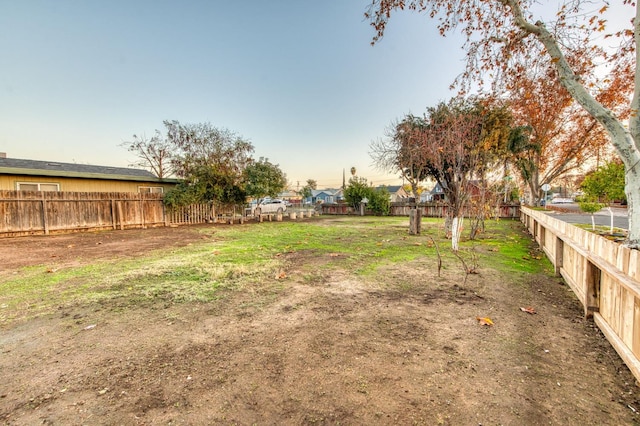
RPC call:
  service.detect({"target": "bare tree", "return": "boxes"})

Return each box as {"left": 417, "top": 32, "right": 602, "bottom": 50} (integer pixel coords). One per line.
{"left": 122, "top": 131, "right": 174, "bottom": 178}
{"left": 370, "top": 116, "right": 431, "bottom": 199}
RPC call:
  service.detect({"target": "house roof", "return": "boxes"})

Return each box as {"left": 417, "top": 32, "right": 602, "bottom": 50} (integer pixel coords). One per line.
{"left": 377, "top": 185, "right": 406, "bottom": 193}
{"left": 431, "top": 183, "right": 445, "bottom": 194}
{"left": 311, "top": 188, "right": 342, "bottom": 197}
{"left": 0, "top": 157, "right": 176, "bottom": 183}
{"left": 279, "top": 190, "right": 300, "bottom": 198}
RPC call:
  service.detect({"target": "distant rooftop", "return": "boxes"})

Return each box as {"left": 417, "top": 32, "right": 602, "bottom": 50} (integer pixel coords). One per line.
{"left": 0, "top": 156, "right": 171, "bottom": 182}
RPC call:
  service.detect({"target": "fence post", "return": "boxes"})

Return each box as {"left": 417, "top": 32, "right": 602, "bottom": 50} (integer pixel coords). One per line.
{"left": 163, "top": 202, "right": 169, "bottom": 227}
{"left": 140, "top": 196, "right": 146, "bottom": 229}
{"left": 585, "top": 261, "right": 601, "bottom": 319}
{"left": 41, "top": 192, "right": 49, "bottom": 235}
{"left": 117, "top": 201, "right": 124, "bottom": 230}
{"left": 409, "top": 208, "right": 421, "bottom": 235}
{"left": 111, "top": 199, "right": 117, "bottom": 229}
{"left": 554, "top": 237, "right": 564, "bottom": 277}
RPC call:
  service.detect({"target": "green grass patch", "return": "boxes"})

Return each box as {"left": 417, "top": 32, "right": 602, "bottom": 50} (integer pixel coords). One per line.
{"left": 462, "top": 219, "right": 552, "bottom": 275}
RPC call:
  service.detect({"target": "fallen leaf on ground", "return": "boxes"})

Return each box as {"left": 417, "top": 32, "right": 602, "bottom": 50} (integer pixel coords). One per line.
{"left": 476, "top": 316, "right": 494, "bottom": 326}
{"left": 520, "top": 306, "right": 537, "bottom": 314}
{"left": 276, "top": 271, "right": 287, "bottom": 279}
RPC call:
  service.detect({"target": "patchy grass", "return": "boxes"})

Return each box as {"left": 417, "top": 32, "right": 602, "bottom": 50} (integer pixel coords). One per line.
{"left": 0, "top": 216, "right": 548, "bottom": 324}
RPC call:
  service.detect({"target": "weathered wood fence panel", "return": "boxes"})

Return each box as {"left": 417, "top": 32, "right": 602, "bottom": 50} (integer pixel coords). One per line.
{"left": 0, "top": 191, "right": 167, "bottom": 237}
{"left": 165, "top": 203, "right": 214, "bottom": 225}
{"left": 521, "top": 207, "right": 640, "bottom": 382}
{"left": 320, "top": 202, "right": 520, "bottom": 218}
{"left": 0, "top": 191, "right": 287, "bottom": 237}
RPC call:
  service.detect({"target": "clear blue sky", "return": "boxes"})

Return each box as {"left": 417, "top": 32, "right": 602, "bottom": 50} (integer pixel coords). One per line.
{"left": 2, "top": 1, "right": 630, "bottom": 190}
{"left": 0, "top": 0, "right": 465, "bottom": 189}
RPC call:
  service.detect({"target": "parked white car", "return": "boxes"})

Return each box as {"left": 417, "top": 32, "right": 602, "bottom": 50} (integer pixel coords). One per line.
{"left": 551, "top": 197, "right": 574, "bottom": 204}
{"left": 254, "top": 199, "right": 287, "bottom": 215}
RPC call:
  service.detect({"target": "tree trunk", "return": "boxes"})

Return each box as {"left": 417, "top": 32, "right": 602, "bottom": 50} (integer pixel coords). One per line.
{"left": 451, "top": 216, "right": 463, "bottom": 251}
{"left": 527, "top": 180, "right": 538, "bottom": 206}
{"left": 411, "top": 181, "right": 419, "bottom": 199}
{"left": 510, "top": 8, "right": 640, "bottom": 246}
{"left": 626, "top": 169, "right": 640, "bottom": 247}
{"left": 444, "top": 214, "right": 453, "bottom": 238}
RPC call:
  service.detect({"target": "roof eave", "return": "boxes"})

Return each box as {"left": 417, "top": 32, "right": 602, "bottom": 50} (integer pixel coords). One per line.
{"left": 0, "top": 167, "right": 179, "bottom": 183}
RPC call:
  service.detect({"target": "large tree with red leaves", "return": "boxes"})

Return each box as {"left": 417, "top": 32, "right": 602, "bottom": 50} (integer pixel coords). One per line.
{"left": 365, "top": 0, "right": 639, "bottom": 247}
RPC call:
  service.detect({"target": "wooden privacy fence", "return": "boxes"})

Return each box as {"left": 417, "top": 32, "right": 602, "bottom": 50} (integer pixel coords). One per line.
{"left": 165, "top": 203, "right": 215, "bottom": 225}
{"left": 0, "top": 191, "right": 323, "bottom": 237}
{"left": 521, "top": 207, "right": 640, "bottom": 382}
{"left": 0, "top": 191, "right": 169, "bottom": 236}
{"left": 319, "top": 202, "right": 520, "bottom": 218}
{"left": 390, "top": 202, "right": 520, "bottom": 218}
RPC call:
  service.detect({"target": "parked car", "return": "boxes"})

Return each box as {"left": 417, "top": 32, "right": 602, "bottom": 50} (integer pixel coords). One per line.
{"left": 254, "top": 199, "right": 287, "bottom": 215}
{"left": 551, "top": 197, "right": 574, "bottom": 204}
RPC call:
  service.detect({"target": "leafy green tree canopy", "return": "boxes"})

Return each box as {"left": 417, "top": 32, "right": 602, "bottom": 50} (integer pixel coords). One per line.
{"left": 299, "top": 179, "right": 317, "bottom": 200}
{"left": 581, "top": 161, "right": 626, "bottom": 204}
{"left": 162, "top": 120, "right": 254, "bottom": 206}
{"left": 244, "top": 158, "right": 287, "bottom": 200}
{"left": 165, "top": 120, "right": 254, "bottom": 181}
{"left": 344, "top": 177, "right": 390, "bottom": 215}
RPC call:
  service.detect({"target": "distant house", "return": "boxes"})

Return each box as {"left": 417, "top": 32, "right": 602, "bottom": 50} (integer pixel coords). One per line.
{"left": 420, "top": 190, "right": 433, "bottom": 203}
{"left": 308, "top": 188, "right": 344, "bottom": 204}
{"left": 430, "top": 182, "right": 446, "bottom": 201}
{"left": 428, "top": 180, "right": 487, "bottom": 202}
{"left": 0, "top": 155, "right": 178, "bottom": 193}
{"left": 376, "top": 185, "right": 409, "bottom": 202}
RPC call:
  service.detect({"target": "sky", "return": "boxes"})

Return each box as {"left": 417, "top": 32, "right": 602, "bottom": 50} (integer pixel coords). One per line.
{"left": 0, "top": 0, "right": 467, "bottom": 189}
{"left": 0, "top": 1, "right": 633, "bottom": 190}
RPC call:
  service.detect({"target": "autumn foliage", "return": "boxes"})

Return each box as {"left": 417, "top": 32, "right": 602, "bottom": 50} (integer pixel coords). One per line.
{"left": 366, "top": 0, "right": 640, "bottom": 246}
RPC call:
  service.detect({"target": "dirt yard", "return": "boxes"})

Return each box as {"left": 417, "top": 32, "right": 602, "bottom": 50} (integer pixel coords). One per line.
{"left": 1, "top": 223, "right": 639, "bottom": 425}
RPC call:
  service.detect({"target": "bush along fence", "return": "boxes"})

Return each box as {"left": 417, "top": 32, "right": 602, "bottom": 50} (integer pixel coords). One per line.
{"left": 521, "top": 206, "right": 640, "bottom": 382}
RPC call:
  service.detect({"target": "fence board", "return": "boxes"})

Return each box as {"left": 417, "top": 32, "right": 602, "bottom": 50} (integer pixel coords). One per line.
{"left": 634, "top": 299, "right": 640, "bottom": 356}
{"left": 521, "top": 206, "right": 640, "bottom": 384}
{"left": 630, "top": 251, "right": 640, "bottom": 281}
